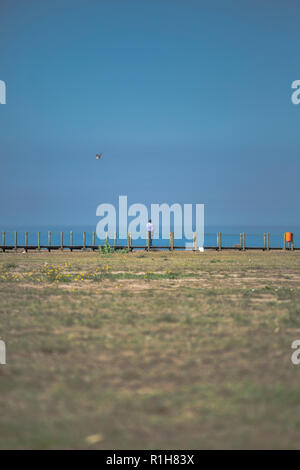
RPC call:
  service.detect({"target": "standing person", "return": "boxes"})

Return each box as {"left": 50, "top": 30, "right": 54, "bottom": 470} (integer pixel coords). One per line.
{"left": 146, "top": 219, "right": 154, "bottom": 250}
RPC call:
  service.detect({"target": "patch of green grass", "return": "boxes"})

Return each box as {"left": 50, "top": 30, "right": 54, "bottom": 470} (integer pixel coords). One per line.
{"left": 3, "top": 262, "right": 18, "bottom": 269}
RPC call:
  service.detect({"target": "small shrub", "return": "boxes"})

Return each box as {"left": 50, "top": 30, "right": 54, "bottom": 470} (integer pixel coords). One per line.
{"left": 98, "top": 240, "right": 115, "bottom": 255}
{"left": 98, "top": 241, "right": 130, "bottom": 255}
{"left": 4, "top": 263, "right": 17, "bottom": 269}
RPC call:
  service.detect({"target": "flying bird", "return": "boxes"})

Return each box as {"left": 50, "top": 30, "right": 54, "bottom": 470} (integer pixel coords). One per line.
{"left": 96, "top": 153, "right": 103, "bottom": 160}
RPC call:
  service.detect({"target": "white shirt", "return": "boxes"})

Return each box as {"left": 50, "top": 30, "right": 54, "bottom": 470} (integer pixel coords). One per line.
{"left": 147, "top": 222, "right": 153, "bottom": 232}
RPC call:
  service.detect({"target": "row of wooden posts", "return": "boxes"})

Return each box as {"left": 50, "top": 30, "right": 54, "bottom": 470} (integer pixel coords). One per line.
{"left": 0, "top": 231, "right": 295, "bottom": 251}
{"left": 216, "top": 232, "right": 294, "bottom": 251}
{"left": 0, "top": 231, "right": 190, "bottom": 251}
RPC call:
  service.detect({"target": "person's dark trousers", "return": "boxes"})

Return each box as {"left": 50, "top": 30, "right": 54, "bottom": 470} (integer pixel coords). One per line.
{"left": 147, "top": 232, "right": 152, "bottom": 250}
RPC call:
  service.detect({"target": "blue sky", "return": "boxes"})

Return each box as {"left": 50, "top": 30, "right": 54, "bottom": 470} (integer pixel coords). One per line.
{"left": 0, "top": 0, "right": 299, "bottom": 229}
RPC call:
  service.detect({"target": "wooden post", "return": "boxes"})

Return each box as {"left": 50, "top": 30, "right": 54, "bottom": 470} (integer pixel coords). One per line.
{"left": 291, "top": 238, "right": 294, "bottom": 251}
{"left": 170, "top": 232, "right": 174, "bottom": 251}
{"left": 38, "top": 232, "right": 41, "bottom": 251}
{"left": 193, "top": 232, "right": 197, "bottom": 251}
{"left": 83, "top": 232, "right": 86, "bottom": 250}
{"left": 106, "top": 232, "right": 109, "bottom": 245}
{"left": 92, "top": 232, "right": 95, "bottom": 251}
{"left": 264, "top": 233, "right": 266, "bottom": 250}
{"left": 240, "top": 233, "right": 243, "bottom": 250}
{"left": 25, "top": 232, "right": 28, "bottom": 252}
{"left": 267, "top": 232, "right": 270, "bottom": 251}
{"left": 218, "top": 232, "right": 222, "bottom": 251}
{"left": 242, "top": 232, "right": 245, "bottom": 251}
{"left": 48, "top": 231, "right": 51, "bottom": 252}
{"left": 147, "top": 231, "right": 150, "bottom": 251}
{"left": 70, "top": 231, "right": 73, "bottom": 252}
{"left": 114, "top": 232, "right": 117, "bottom": 248}
{"left": 283, "top": 233, "right": 286, "bottom": 251}
{"left": 128, "top": 232, "right": 131, "bottom": 250}
{"left": 14, "top": 231, "right": 17, "bottom": 251}
{"left": 60, "top": 232, "right": 64, "bottom": 251}
{"left": 2, "top": 232, "right": 5, "bottom": 252}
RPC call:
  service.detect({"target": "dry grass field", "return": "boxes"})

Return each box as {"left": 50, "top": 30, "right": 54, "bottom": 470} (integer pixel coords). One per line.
{"left": 0, "top": 249, "right": 300, "bottom": 449}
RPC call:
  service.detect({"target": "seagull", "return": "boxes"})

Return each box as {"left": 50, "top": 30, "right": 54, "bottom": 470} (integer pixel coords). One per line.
{"left": 96, "top": 153, "right": 103, "bottom": 160}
